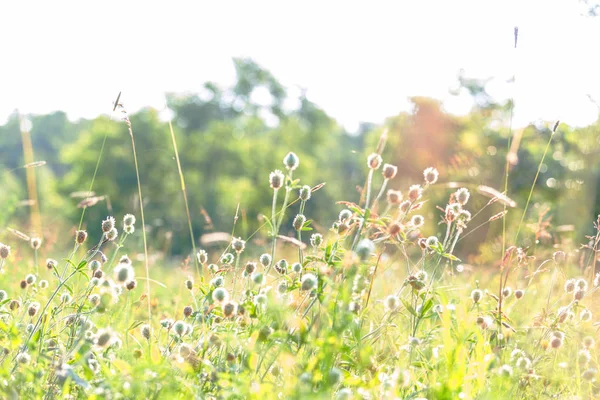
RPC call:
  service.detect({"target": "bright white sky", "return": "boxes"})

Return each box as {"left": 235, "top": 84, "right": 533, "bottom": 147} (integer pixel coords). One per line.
{"left": 0, "top": 0, "right": 598, "bottom": 132}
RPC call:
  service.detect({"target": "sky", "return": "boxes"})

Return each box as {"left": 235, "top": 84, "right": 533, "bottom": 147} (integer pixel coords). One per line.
{"left": 0, "top": 0, "right": 598, "bottom": 132}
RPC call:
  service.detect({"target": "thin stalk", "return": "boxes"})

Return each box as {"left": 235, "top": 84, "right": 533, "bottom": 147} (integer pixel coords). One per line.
{"left": 269, "top": 188, "right": 279, "bottom": 268}
{"left": 125, "top": 118, "right": 152, "bottom": 326}
{"left": 351, "top": 169, "right": 374, "bottom": 250}
{"left": 167, "top": 119, "right": 199, "bottom": 277}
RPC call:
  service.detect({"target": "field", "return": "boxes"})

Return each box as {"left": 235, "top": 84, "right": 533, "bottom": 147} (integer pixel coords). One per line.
{"left": 1, "top": 112, "right": 600, "bottom": 400}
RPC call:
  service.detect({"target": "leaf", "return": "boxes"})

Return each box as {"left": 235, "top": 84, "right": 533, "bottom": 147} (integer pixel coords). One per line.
{"left": 77, "top": 260, "right": 88, "bottom": 270}
{"left": 442, "top": 253, "right": 460, "bottom": 261}
{"left": 401, "top": 299, "right": 417, "bottom": 317}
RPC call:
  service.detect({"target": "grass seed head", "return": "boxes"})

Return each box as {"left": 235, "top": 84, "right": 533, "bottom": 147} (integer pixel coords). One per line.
{"left": 367, "top": 153, "right": 382, "bottom": 170}
{"left": 269, "top": 170, "right": 285, "bottom": 190}
{"left": 283, "top": 152, "right": 299, "bottom": 171}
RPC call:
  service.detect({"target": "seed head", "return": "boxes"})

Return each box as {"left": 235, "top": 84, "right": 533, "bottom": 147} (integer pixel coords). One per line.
{"left": 251, "top": 272, "right": 265, "bottom": 285}
{"left": 16, "top": 352, "right": 31, "bottom": 364}
{"left": 269, "top": 170, "right": 285, "bottom": 190}
{"left": 502, "top": 287, "right": 512, "bottom": 298}
{"left": 89, "top": 260, "right": 101, "bottom": 272}
{"left": 20, "top": 280, "right": 27, "bottom": 289}
{"left": 367, "top": 153, "right": 382, "bottom": 170}
{"left": 283, "top": 152, "right": 300, "bottom": 171}
{"left": 126, "top": 280, "right": 137, "bottom": 290}
{"left": 220, "top": 253, "right": 235, "bottom": 265}
{"left": 173, "top": 320, "right": 187, "bottom": 336}
{"left": 355, "top": 239, "right": 375, "bottom": 261}
{"left": 382, "top": 163, "right": 398, "bottom": 179}
{"left": 0, "top": 290, "right": 6, "bottom": 301}
{"left": 550, "top": 336, "right": 563, "bottom": 349}
{"left": 299, "top": 185, "right": 311, "bottom": 201}
{"left": 581, "top": 309, "right": 593, "bottom": 322}
{"left": 553, "top": 250, "right": 566, "bottom": 265}
{"left": 275, "top": 259, "right": 288, "bottom": 274}
{"left": 101, "top": 217, "right": 115, "bottom": 233}
{"left": 46, "top": 258, "right": 57, "bottom": 270}
{"left": 28, "top": 302, "right": 40, "bottom": 316}
{"left": 93, "top": 269, "right": 103, "bottom": 279}
{"left": 25, "top": 274, "right": 36, "bottom": 285}
{"left": 211, "top": 276, "right": 225, "bottom": 287}
{"left": 425, "top": 236, "right": 439, "bottom": 249}
{"left": 89, "top": 294, "right": 101, "bottom": 306}
{"left": 259, "top": 253, "right": 272, "bottom": 267}
{"left": 208, "top": 264, "right": 219, "bottom": 274}
{"left": 408, "top": 185, "right": 423, "bottom": 202}
{"left": 123, "top": 214, "right": 136, "bottom": 227}
{"left": 423, "top": 167, "right": 439, "bottom": 185}
{"left": 277, "top": 281, "right": 288, "bottom": 294}
{"left": 516, "top": 357, "right": 532, "bottom": 369}
{"left": 301, "top": 273, "right": 318, "bottom": 291}
{"left": 114, "top": 263, "right": 134, "bottom": 284}
{"left": 104, "top": 227, "right": 118, "bottom": 241}
{"left": 565, "top": 279, "right": 576, "bottom": 293}
{"left": 141, "top": 324, "right": 151, "bottom": 340}
{"left": 411, "top": 215, "right": 425, "bottom": 228}
{"left": 574, "top": 289, "right": 585, "bottom": 301}
{"left": 212, "top": 287, "right": 229, "bottom": 303}
{"left": 338, "top": 209, "right": 353, "bottom": 223}
{"left": 384, "top": 295, "right": 400, "bottom": 311}
{"left": 582, "top": 368, "right": 597, "bottom": 382}
{"left": 0, "top": 243, "right": 9, "bottom": 259}
{"left": 291, "top": 262, "right": 302, "bottom": 274}
{"left": 183, "top": 306, "right": 193, "bottom": 318}
{"left": 455, "top": 188, "right": 470, "bottom": 206}
{"left": 124, "top": 224, "right": 135, "bottom": 234}
{"left": 185, "top": 278, "right": 193, "bottom": 290}
{"left": 60, "top": 293, "right": 72, "bottom": 304}
{"left": 515, "top": 289, "right": 524, "bottom": 299}
{"left": 310, "top": 233, "right": 323, "bottom": 248}
{"left": 388, "top": 222, "right": 402, "bottom": 236}
{"left": 471, "top": 289, "right": 483, "bottom": 303}
{"left": 399, "top": 200, "right": 411, "bottom": 213}
{"left": 583, "top": 336, "right": 595, "bottom": 349}
{"left": 75, "top": 230, "right": 88, "bottom": 245}
{"left": 386, "top": 189, "right": 403, "bottom": 205}
{"left": 30, "top": 237, "right": 42, "bottom": 250}
{"left": 119, "top": 255, "right": 131, "bottom": 265}
{"left": 293, "top": 214, "right": 306, "bottom": 231}
{"left": 231, "top": 237, "right": 246, "bottom": 254}
{"left": 222, "top": 301, "right": 238, "bottom": 318}
{"left": 576, "top": 278, "right": 588, "bottom": 291}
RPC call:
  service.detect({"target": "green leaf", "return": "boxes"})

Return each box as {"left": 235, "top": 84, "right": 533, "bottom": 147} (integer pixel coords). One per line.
{"left": 401, "top": 299, "right": 417, "bottom": 317}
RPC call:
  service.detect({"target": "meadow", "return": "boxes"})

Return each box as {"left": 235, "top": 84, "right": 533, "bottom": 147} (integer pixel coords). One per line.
{"left": 1, "top": 101, "right": 599, "bottom": 400}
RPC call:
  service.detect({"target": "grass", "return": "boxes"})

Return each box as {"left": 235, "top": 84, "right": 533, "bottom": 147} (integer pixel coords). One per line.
{"left": 0, "top": 103, "right": 599, "bottom": 400}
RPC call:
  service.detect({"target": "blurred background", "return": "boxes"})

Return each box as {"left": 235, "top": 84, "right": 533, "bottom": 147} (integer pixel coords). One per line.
{"left": 1, "top": 0, "right": 599, "bottom": 262}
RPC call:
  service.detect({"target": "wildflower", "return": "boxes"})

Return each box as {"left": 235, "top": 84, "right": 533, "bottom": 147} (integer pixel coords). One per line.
{"left": 478, "top": 316, "right": 494, "bottom": 329}
{"left": 220, "top": 253, "right": 235, "bottom": 265}
{"left": 564, "top": 279, "right": 576, "bottom": 293}
{"left": 574, "top": 289, "right": 585, "bottom": 301}
{"left": 27, "top": 302, "right": 39, "bottom": 316}
{"left": 126, "top": 280, "right": 137, "bottom": 290}
{"left": 60, "top": 293, "right": 72, "bottom": 304}
{"left": 211, "top": 276, "right": 225, "bottom": 287}
{"left": 259, "top": 253, "right": 272, "bottom": 267}
{"left": 172, "top": 320, "right": 187, "bottom": 336}
{"left": 16, "top": 352, "right": 31, "bottom": 364}
{"left": 283, "top": 152, "right": 299, "bottom": 171}
{"left": 93, "top": 269, "right": 103, "bottom": 279}
{"left": 114, "top": 263, "right": 134, "bottom": 284}
{"left": 310, "top": 233, "right": 323, "bottom": 248}
{"left": 104, "top": 227, "right": 118, "bottom": 241}
{"left": 251, "top": 272, "right": 265, "bottom": 285}
{"left": 0, "top": 290, "right": 6, "bottom": 302}
{"left": 576, "top": 278, "right": 588, "bottom": 291}
{"left": 25, "top": 274, "right": 36, "bottom": 285}
{"left": 425, "top": 236, "right": 439, "bottom": 249}
{"left": 231, "top": 237, "right": 246, "bottom": 253}
{"left": 367, "top": 153, "right": 382, "bottom": 169}
{"left": 254, "top": 294, "right": 267, "bottom": 306}
{"left": 355, "top": 239, "right": 375, "bottom": 261}
{"left": 388, "top": 222, "right": 402, "bottom": 236}
{"left": 139, "top": 324, "right": 151, "bottom": 340}
{"left": 299, "top": 185, "right": 311, "bottom": 201}
{"left": 0, "top": 243, "right": 9, "bottom": 259}
{"left": 9, "top": 300, "right": 21, "bottom": 310}
{"left": 408, "top": 185, "right": 423, "bottom": 202}
{"left": 386, "top": 189, "right": 403, "bottom": 205}
{"left": 583, "top": 336, "right": 595, "bottom": 349}
{"left": 89, "top": 260, "right": 101, "bottom": 272}
{"left": 471, "top": 289, "right": 483, "bottom": 303}
{"left": 275, "top": 259, "right": 288, "bottom": 274}
{"left": 185, "top": 278, "right": 193, "bottom": 290}
{"left": 291, "top": 263, "right": 302, "bottom": 274}
{"left": 208, "top": 264, "right": 219, "bottom": 273}
{"left": 124, "top": 224, "right": 135, "bottom": 234}
{"left": 516, "top": 357, "right": 532, "bottom": 369}
{"left": 30, "top": 237, "right": 42, "bottom": 250}
{"left": 553, "top": 250, "right": 566, "bottom": 265}
{"left": 222, "top": 301, "right": 238, "bottom": 318}
{"left": 455, "top": 188, "right": 470, "bottom": 205}
{"left": 582, "top": 368, "right": 597, "bottom": 382}
{"left": 301, "top": 273, "right": 318, "bottom": 291}
{"left": 385, "top": 295, "right": 400, "bottom": 311}
{"left": 557, "top": 307, "right": 571, "bottom": 323}
{"left": 515, "top": 289, "right": 524, "bottom": 299}
{"left": 293, "top": 214, "right": 306, "bottom": 231}
{"left": 423, "top": 167, "right": 439, "bottom": 185}
{"left": 212, "top": 287, "right": 229, "bottom": 303}
{"left": 411, "top": 215, "right": 424, "bottom": 228}
{"left": 75, "top": 230, "right": 88, "bottom": 245}
{"left": 399, "top": 200, "right": 411, "bottom": 213}
{"left": 183, "top": 306, "right": 193, "bottom": 318}
{"left": 328, "top": 367, "right": 343, "bottom": 385}
{"left": 550, "top": 336, "right": 563, "bottom": 349}
{"left": 382, "top": 164, "right": 398, "bottom": 179}
{"left": 277, "top": 281, "right": 288, "bottom": 294}
{"left": 101, "top": 217, "right": 115, "bottom": 233}
{"left": 20, "top": 280, "right": 27, "bottom": 289}
{"left": 160, "top": 319, "right": 174, "bottom": 329}
{"left": 123, "top": 213, "right": 136, "bottom": 227}
{"left": 502, "top": 287, "right": 512, "bottom": 298}
{"left": 338, "top": 209, "right": 353, "bottom": 223}
{"left": 89, "top": 294, "right": 101, "bottom": 306}
{"left": 45, "top": 258, "right": 57, "bottom": 270}
{"left": 269, "top": 170, "right": 285, "bottom": 190}
{"left": 581, "top": 309, "right": 592, "bottom": 322}
{"left": 457, "top": 210, "right": 472, "bottom": 223}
